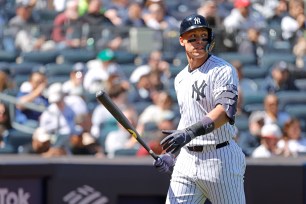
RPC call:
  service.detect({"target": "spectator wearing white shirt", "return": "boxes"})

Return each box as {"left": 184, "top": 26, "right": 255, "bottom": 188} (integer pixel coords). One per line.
{"left": 62, "top": 62, "right": 86, "bottom": 97}
{"left": 251, "top": 123, "right": 283, "bottom": 158}
{"left": 277, "top": 118, "right": 306, "bottom": 157}
{"left": 39, "top": 83, "right": 78, "bottom": 150}
{"left": 105, "top": 106, "right": 139, "bottom": 158}
{"left": 84, "top": 48, "right": 127, "bottom": 93}
{"left": 223, "top": 0, "right": 266, "bottom": 33}
{"left": 281, "top": 0, "right": 305, "bottom": 41}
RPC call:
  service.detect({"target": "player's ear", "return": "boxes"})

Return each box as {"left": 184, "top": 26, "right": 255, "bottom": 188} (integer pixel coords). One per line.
{"left": 179, "top": 36, "right": 185, "bottom": 47}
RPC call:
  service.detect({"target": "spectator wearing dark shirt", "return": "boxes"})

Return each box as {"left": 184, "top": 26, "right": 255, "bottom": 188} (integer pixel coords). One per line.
{"left": 51, "top": 0, "right": 85, "bottom": 50}
{"left": 15, "top": 70, "right": 49, "bottom": 128}
{"left": 264, "top": 61, "right": 299, "bottom": 93}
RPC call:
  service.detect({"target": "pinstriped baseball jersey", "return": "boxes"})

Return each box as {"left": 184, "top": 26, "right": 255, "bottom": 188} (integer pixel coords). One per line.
{"left": 175, "top": 55, "right": 239, "bottom": 146}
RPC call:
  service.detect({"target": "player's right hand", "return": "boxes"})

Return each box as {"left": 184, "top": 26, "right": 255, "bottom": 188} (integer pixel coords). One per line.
{"left": 160, "top": 129, "right": 193, "bottom": 154}
{"left": 153, "top": 153, "right": 175, "bottom": 175}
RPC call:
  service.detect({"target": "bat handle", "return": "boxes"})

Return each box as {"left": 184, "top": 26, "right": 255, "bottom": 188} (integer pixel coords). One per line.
{"left": 149, "top": 150, "right": 159, "bottom": 160}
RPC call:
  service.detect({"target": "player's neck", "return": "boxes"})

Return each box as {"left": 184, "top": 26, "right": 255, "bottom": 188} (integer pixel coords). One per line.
{"left": 188, "top": 54, "right": 211, "bottom": 72}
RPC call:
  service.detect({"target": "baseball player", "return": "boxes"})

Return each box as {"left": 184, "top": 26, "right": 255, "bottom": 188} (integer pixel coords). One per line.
{"left": 154, "top": 14, "right": 246, "bottom": 204}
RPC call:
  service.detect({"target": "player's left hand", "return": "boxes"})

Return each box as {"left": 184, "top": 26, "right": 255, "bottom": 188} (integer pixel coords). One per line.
{"left": 161, "top": 129, "right": 194, "bottom": 154}
{"left": 153, "top": 153, "right": 175, "bottom": 174}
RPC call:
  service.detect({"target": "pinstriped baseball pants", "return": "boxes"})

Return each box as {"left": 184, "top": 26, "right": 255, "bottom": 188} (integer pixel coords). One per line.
{"left": 166, "top": 140, "right": 246, "bottom": 204}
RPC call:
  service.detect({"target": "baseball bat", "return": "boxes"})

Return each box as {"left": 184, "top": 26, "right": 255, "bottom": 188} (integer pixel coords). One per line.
{"left": 96, "top": 90, "right": 159, "bottom": 160}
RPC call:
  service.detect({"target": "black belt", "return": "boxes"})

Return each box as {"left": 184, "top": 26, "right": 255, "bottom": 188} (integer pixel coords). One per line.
{"left": 187, "top": 141, "right": 230, "bottom": 152}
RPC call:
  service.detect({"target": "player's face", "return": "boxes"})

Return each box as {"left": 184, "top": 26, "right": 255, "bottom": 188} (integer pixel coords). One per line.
{"left": 180, "top": 28, "right": 209, "bottom": 58}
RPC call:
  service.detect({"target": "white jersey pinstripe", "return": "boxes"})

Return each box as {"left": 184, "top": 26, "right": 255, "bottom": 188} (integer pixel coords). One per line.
{"left": 175, "top": 55, "right": 239, "bottom": 146}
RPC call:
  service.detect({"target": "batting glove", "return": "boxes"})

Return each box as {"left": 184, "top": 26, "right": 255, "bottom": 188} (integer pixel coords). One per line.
{"left": 160, "top": 129, "right": 195, "bottom": 154}
{"left": 161, "top": 117, "right": 215, "bottom": 154}
{"left": 153, "top": 153, "right": 175, "bottom": 174}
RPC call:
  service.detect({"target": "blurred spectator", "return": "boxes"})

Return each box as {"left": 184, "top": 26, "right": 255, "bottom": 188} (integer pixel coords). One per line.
{"left": 51, "top": 0, "right": 85, "bottom": 50}
{"left": 104, "top": 0, "right": 129, "bottom": 26}
{"left": 237, "top": 111, "right": 264, "bottom": 157}
{"left": 223, "top": 0, "right": 266, "bottom": 50}
{"left": 90, "top": 84, "right": 129, "bottom": 140}
{"left": 137, "top": 113, "right": 176, "bottom": 157}
{"left": 264, "top": 61, "right": 299, "bottom": 93}
{"left": 125, "top": 2, "right": 145, "bottom": 27}
{"left": 15, "top": 70, "right": 49, "bottom": 128}
{"left": 137, "top": 91, "right": 174, "bottom": 134}
{"left": 267, "top": 0, "right": 288, "bottom": 27}
{"left": 0, "top": 102, "right": 14, "bottom": 152}
{"left": 84, "top": 48, "right": 128, "bottom": 93}
{"left": 62, "top": 62, "right": 86, "bottom": 96}
{"left": 143, "top": 2, "right": 179, "bottom": 30}
{"left": 277, "top": 117, "right": 306, "bottom": 157}
{"left": 197, "top": 0, "right": 222, "bottom": 28}
{"left": 252, "top": 93, "right": 291, "bottom": 128}
{"left": 69, "top": 131, "right": 103, "bottom": 156}
{"left": 104, "top": 106, "right": 139, "bottom": 158}
{"left": 251, "top": 123, "right": 283, "bottom": 158}
{"left": 8, "top": 1, "right": 37, "bottom": 34}
{"left": 223, "top": 0, "right": 266, "bottom": 33}
{"left": 293, "top": 35, "right": 306, "bottom": 69}
{"left": 39, "top": 83, "right": 78, "bottom": 154}
{"left": 78, "top": 0, "right": 90, "bottom": 16}
{"left": 128, "top": 72, "right": 154, "bottom": 103}
{"left": 0, "top": 70, "right": 14, "bottom": 92}
{"left": 53, "top": 0, "right": 67, "bottom": 12}
{"left": 237, "top": 27, "right": 266, "bottom": 64}
{"left": 252, "top": 0, "right": 280, "bottom": 20}
{"left": 79, "top": 0, "right": 113, "bottom": 41}
{"left": 129, "top": 50, "right": 170, "bottom": 85}
{"left": 281, "top": 0, "right": 305, "bottom": 41}
{"left": 15, "top": 26, "right": 56, "bottom": 52}
{"left": 20, "top": 127, "right": 52, "bottom": 154}
{"left": 5, "top": 1, "right": 37, "bottom": 52}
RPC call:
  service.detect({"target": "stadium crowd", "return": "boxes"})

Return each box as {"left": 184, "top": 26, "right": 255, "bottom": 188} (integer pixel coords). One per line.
{"left": 0, "top": 0, "right": 306, "bottom": 158}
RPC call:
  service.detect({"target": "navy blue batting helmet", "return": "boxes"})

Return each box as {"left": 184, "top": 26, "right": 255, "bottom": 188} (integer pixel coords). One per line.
{"left": 180, "top": 14, "right": 215, "bottom": 52}
{"left": 180, "top": 14, "right": 211, "bottom": 36}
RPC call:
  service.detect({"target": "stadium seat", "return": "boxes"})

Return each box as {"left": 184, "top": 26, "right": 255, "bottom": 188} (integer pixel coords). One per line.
{"left": 114, "top": 148, "right": 138, "bottom": 156}
{"left": 45, "top": 63, "right": 73, "bottom": 85}
{"left": 0, "top": 62, "right": 10, "bottom": 74}
{"left": 59, "top": 49, "right": 97, "bottom": 64}
{"left": 82, "top": 92, "right": 99, "bottom": 113}
{"left": 242, "top": 65, "right": 268, "bottom": 79}
{"left": 20, "top": 50, "right": 58, "bottom": 64}
{"left": 276, "top": 91, "right": 306, "bottom": 111}
{"left": 259, "top": 53, "right": 296, "bottom": 71}
{"left": 45, "top": 63, "right": 73, "bottom": 76}
{"left": 295, "top": 79, "right": 306, "bottom": 91}
{"left": 0, "top": 50, "right": 17, "bottom": 63}
{"left": 9, "top": 62, "right": 42, "bottom": 76}
{"left": 235, "top": 114, "right": 249, "bottom": 132}
{"left": 217, "top": 52, "right": 257, "bottom": 65}
{"left": 119, "top": 63, "right": 136, "bottom": 78}
{"left": 7, "top": 129, "right": 33, "bottom": 152}
{"left": 114, "top": 50, "right": 137, "bottom": 64}
{"left": 285, "top": 104, "right": 306, "bottom": 132}
{"left": 169, "top": 65, "right": 183, "bottom": 78}
{"left": 98, "top": 118, "right": 118, "bottom": 150}
{"left": 242, "top": 91, "right": 266, "bottom": 114}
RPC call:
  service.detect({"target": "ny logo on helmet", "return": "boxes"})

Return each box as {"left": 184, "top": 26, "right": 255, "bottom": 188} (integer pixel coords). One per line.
{"left": 194, "top": 17, "right": 201, "bottom": 25}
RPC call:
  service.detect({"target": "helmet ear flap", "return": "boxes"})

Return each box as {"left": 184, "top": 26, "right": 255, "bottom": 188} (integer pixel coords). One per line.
{"left": 206, "top": 31, "right": 215, "bottom": 53}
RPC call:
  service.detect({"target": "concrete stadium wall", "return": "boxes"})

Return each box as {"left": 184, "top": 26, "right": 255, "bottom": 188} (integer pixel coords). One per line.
{"left": 0, "top": 156, "right": 305, "bottom": 204}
